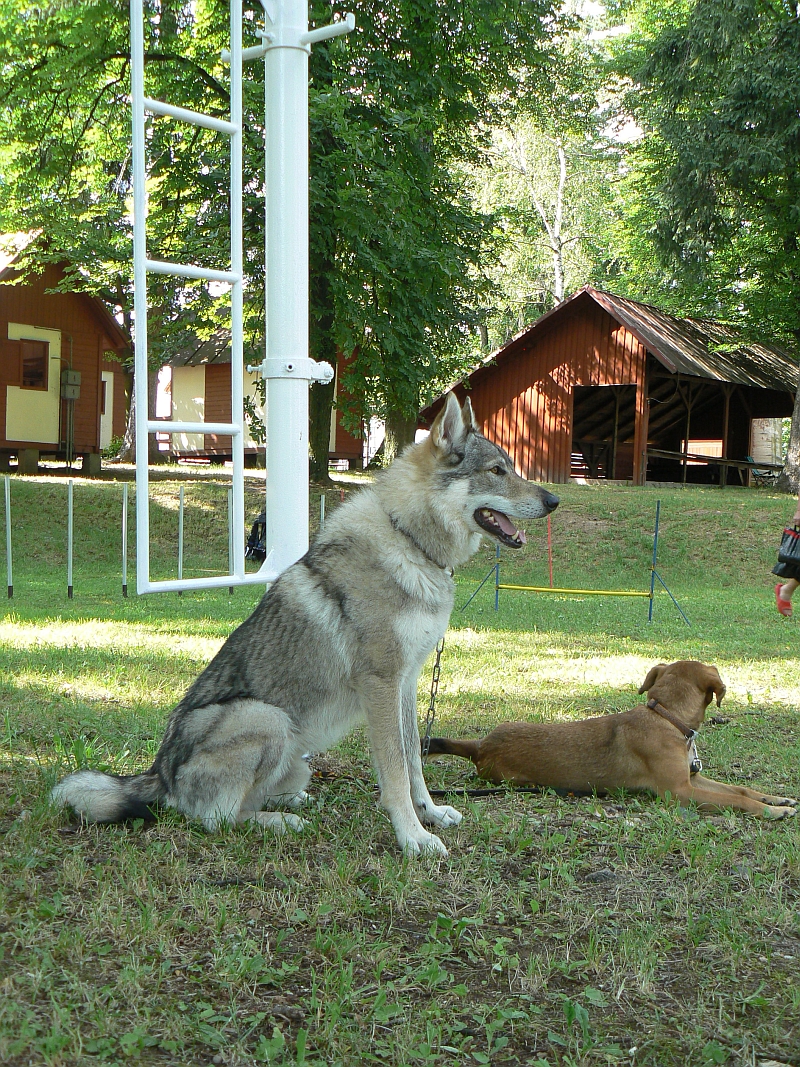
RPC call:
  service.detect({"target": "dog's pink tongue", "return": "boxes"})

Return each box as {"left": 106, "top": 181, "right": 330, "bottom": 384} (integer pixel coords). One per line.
{"left": 493, "top": 510, "right": 526, "bottom": 543}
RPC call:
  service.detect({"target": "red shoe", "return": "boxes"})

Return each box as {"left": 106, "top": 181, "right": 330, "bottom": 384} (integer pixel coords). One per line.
{"left": 776, "top": 583, "right": 793, "bottom": 617}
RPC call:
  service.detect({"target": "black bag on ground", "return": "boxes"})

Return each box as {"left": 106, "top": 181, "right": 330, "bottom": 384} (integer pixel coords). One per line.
{"left": 245, "top": 510, "right": 267, "bottom": 562}
{"left": 773, "top": 525, "right": 800, "bottom": 580}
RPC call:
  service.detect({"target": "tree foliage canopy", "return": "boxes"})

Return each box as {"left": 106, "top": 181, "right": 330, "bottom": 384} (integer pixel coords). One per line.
{"left": 603, "top": 0, "right": 800, "bottom": 344}
{"left": 0, "top": 0, "right": 565, "bottom": 450}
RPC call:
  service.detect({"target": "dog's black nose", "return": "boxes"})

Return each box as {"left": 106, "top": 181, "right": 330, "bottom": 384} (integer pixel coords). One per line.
{"left": 543, "top": 492, "right": 559, "bottom": 513}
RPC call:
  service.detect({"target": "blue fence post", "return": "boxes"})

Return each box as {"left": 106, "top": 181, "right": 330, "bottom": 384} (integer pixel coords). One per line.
{"left": 648, "top": 499, "right": 660, "bottom": 623}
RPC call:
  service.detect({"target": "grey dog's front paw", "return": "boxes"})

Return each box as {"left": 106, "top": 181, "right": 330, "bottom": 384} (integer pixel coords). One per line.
{"left": 401, "top": 829, "right": 449, "bottom": 857}
{"left": 419, "top": 803, "right": 462, "bottom": 829}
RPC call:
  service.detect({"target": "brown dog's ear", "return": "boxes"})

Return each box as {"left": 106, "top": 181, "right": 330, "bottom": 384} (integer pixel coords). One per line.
{"left": 638, "top": 663, "right": 667, "bottom": 694}
{"left": 706, "top": 668, "right": 726, "bottom": 707}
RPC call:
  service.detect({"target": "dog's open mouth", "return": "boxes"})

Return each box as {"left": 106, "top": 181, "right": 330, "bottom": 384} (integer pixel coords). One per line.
{"left": 474, "top": 508, "right": 527, "bottom": 548}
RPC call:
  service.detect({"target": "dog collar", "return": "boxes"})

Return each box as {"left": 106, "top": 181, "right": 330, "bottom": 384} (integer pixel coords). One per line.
{"left": 388, "top": 515, "right": 453, "bottom": 575}
{"left": 646, "top": 697, "right": 703, "bottom": 774}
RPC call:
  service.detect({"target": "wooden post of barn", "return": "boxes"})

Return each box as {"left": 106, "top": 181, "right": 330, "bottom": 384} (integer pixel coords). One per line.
{"left": 719, "top": 383, "right": 734, "bottom": 487}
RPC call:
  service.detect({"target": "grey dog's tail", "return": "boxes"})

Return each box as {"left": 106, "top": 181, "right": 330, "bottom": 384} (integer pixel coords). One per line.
{"left": 50, "top": 768, "right": 165, "bottom": 823}
{"left": 425, "top": 737, "right": 481, "bottom": 762}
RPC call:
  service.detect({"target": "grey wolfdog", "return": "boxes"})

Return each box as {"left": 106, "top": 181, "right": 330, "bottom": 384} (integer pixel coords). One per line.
{"left": 51, "top": 393, "right": 559, "bottom": 855}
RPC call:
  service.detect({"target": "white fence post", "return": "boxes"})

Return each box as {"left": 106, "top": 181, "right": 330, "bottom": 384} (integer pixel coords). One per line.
{"left": 228, "top": 488, "right": 234, "bottom": 596}
{"left": 4, "top": 476, "right": 11, "bottom": 599}
{"left": 177, "top": 484, "right": 185, "bottom": 596}
{"left": 122, "top": 482, "right": 128, "bottom": 598}
{"left": 67, "top": 479, "right": 74, "bottom": 599}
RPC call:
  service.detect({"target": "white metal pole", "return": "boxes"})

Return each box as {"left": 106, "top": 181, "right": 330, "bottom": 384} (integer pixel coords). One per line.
{"left": 177, "top": 484, "right": 184, "bottom": 594}
{"left": 67, "top": 479, "right": 74, "bottom": 599}
{"left": 122, "top": 482, "right": 128, "bottom": 598}
{"left": 130, "top": 0, "right": 151, "bottom": 595}
{"left": 263, "top": 0, "right": 311, "bottom": 576}
{"left": 319, "top": 492, "right": 325, "bottom": 529}
{"left": 4, "top": 475, "right": 11, "bottom": 599}
{"left": 230, "top": 0, "right": 245, "bottom": 583}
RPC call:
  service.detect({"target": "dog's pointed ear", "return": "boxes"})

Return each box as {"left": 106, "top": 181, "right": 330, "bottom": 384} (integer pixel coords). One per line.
{"left": 430, "top": 392, "right": 469, "bottom": 457}
{"left": 706, "top": 668, "right": 726, "bottom": 707}
{"left": 638, "top": 663, "right": 667, "bottom": 694}
{"left": 462, "top": 396, "right": 479, "bottom": 432}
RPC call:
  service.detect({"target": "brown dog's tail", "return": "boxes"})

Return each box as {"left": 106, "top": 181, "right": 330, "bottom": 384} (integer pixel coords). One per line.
{"left": 425, "top": 737, "right": 481, "bottom": 762}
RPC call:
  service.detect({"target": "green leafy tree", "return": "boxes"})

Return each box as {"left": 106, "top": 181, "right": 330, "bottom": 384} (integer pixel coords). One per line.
{"left": 468, "top": 25, "right": 618, "bottom": 350}
{"left": 603, "top": 0, "right": 800, "bottom": 486}
{"left": 0, "top": 0, "right": 257, "bottom": 460}
{"left": 0, "top": 0, "right": 564, "bottom": 476}
{"left": 308, "top": 0, "right": 565, "bottom": 471}
{"left": 475, "top": 120, "right": 618, "bottom": 349}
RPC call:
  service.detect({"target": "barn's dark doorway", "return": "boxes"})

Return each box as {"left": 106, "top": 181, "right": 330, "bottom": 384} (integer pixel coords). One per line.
{"left": 571, "top": 385, "right": 637, "bottom": 479}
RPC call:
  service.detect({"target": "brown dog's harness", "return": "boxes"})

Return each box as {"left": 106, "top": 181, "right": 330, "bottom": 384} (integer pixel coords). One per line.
{"left": 646, "top": 698, "right": 703, "bottom": 775}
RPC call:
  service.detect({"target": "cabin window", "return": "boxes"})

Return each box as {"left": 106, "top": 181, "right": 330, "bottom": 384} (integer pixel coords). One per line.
{"left": 21, "top": 340, "right": 49, "bottom": 390}
{"left": 101, "top": 378, "right": 107, "bottom": 415}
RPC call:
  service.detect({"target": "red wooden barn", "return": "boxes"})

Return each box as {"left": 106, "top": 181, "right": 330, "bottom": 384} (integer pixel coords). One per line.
{"left": 420, "top": 287, "right": 798, "bottom": 485}
{"left": 0, "top": 252, "right": 130, "bottom": 474}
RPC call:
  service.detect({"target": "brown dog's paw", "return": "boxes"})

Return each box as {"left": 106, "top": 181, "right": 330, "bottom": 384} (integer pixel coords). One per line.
{"left": 764, "top": 804, "right": 797, "bottom": 820}
{"left": 762, "top": 796, "right": 797, "bottom": 807}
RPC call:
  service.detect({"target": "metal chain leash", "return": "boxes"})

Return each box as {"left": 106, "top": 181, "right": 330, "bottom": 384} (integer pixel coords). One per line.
{"left": 420, "top": 637, "right": 445, "bottom": 758}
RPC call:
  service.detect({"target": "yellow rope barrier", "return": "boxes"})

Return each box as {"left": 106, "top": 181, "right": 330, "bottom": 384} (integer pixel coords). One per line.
{"left": 498, "top": 583, "right": 653, "bottom": 598}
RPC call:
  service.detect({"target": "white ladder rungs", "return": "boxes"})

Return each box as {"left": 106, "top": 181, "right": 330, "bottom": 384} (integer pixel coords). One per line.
{"left": 149, "top": 420, "right": 242, "bottom": 436}
{"left": 145, "top": 258, "right": 241, "bottom": 285}
{"left": 143, "top": 97, "right": 239, "bottom": 136}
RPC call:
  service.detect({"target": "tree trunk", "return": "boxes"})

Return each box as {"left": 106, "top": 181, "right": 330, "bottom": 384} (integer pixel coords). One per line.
{"left": 116, "top": 366, "right": 166, "bottom": 464}
{"left": 776, "top": 366, "right": 800, "bottom": 493}
{"left": 308, "top": 21, "right": 336, "bottom": 486}
{"left": 308, "top": 245, "right": 336, "bottom": 485}
{"left": 383, "top": 406, "right": 418, "bottom": 465}
{"left": 309, "top": 375, "right": 335, "bottom": 483}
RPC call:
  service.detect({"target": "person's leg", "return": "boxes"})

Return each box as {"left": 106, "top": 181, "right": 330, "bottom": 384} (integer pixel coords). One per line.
{"left": 776, "top": 579, "right": 799, "bottom": 616}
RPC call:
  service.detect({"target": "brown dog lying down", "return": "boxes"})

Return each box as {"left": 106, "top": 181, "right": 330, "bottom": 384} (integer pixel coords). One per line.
{"left": 427, "top": 660, "right": 797, "bottom": 819}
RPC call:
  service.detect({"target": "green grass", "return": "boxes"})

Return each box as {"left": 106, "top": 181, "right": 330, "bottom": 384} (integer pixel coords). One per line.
{"left": 1, "top": 473, "right": 799, "bottom": 1066}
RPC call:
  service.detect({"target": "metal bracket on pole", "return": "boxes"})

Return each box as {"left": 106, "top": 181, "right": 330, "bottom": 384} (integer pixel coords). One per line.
{"left": 222, "top": 12, "right": 353, "bottom": 63}
{"left": 300, "top": 13, "right": 355, "bottom": 46}
{"left": 249, "top": 357, "right": 334, "bottom": 384}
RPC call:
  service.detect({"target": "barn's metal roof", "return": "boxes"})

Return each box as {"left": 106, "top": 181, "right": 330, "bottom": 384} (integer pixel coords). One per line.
{"left": 586, "top": 287, "right": 798, "bottom": 392}
{"left": 429, "top": 287, "right": 799, "bottom": 406}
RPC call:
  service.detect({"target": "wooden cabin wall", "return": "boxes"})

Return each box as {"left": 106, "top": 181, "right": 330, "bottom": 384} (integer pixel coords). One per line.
{"left": 1, "top": 264, "right": 126, "bottom": 453}
{"left": 464, "top": 300, "right": 648, "bottom": 484}
{"left": 204, "top": 363, "right": 233, "bottom": 454}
